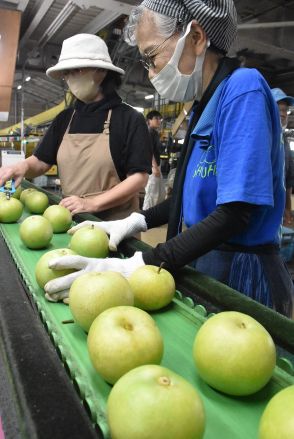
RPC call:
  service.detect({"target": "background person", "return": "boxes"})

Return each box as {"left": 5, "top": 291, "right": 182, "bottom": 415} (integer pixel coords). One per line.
{"left": 271, "top": 88, "right": 294, "bottom": 226}
{"left": 143, "top": 110, "right": 165, "bottom": 209}
{"left": 45, "top": 0, "right": 293, "bottom": 318}
{"left": 0, "top": 34, "right": 152, "bottom": 220}
{"left": 146, "top": 110, "right": 163, "bottom": 178}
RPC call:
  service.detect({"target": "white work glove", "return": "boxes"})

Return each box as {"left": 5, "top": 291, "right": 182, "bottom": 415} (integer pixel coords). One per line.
{"left": 68, "top": 212, "right": 147, "bottom": 252}
{"left": 44, "top": 252, "right": 145, "bottom": 302}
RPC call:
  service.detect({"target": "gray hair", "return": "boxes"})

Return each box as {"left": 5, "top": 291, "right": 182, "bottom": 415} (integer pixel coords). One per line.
{"left": 124, "top": 0, "right": 237, "bottom": 54}
{"left": 123, "top": 5, "right": 187, "bottom": 46}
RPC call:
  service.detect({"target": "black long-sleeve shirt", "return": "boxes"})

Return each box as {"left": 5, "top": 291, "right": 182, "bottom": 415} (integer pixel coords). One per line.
{"left": 141, "top": 199, "right": 254, "bottom": 272}
{"left": 34, "top": 92, "right": 152, "bottom": 180}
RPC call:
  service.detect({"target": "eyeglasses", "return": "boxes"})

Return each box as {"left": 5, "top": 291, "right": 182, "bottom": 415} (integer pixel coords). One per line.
{"left": 140, "top": 33, "right": 176, "bottom": 71}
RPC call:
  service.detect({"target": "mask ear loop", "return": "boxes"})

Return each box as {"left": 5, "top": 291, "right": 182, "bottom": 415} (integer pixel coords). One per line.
{"left": 171, "top": 21, "right": 194, "bottom": 65}
{"left": 170, "top": 21, "right": 210, "bottom": 70}
{"left": 183, "top": 21, "right": 211, "bottom": 48}
{"left": 190, "top": 37, "right": 210, "bottom": 101}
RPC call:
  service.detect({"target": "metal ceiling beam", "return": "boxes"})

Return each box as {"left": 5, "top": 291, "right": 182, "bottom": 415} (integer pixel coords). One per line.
{"left": 38, "top": 1, "right": 79, "bottom": 48}
{"left": 275, "top": 71, "right": 294, "bottom": 80}
{"left": 19, "top": 0, "right": 55, "bottom": 48}
{"left": 38, "top": 0, "right": 132, "bottom": 47}
{"left": 18, "top": 0, "right": 133, "bottom": 55}
{"left": 239, "top": 21, "right": 294, "bottom": 29}
{"left": 15, "top": 65, "right": 52, "bottom": 73}
{"left": 81, "top": 10, "right": 122, "bottom": 34}
{"left": 17, "top": 0, "right": 29, "bottom": 12}
{"left": 0, "top": 0, "right": 29, "bottom": 12}
{"left": 21, "top": 89, "right": 57, "bottom": 105}
{"left": 237, "top": 36, "right": 294, "bottom": 62}
{"left": 26, "top": 81, "right": 63, "bottom": 95}
{"left": 73, "top": 0, "right": 131, "bottom": 14}
{"left": 1, "top": 0, "right": 18, "bottom": 4}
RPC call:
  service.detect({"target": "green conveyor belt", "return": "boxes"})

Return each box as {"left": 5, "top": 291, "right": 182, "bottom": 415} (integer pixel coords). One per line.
{"left": 21, "top": 181, "right": 294, "bottom": 353}
{"left": 1, "top": 206, "right": 294, "bottom": 439}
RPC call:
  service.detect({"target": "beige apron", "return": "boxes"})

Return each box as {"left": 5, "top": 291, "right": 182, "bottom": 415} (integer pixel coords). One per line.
{"left": 56, "top": 109, "right": 139, "bottom": 220}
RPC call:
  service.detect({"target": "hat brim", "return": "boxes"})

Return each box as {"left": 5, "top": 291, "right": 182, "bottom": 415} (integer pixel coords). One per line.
{"left": 281, "top": 96, "right": 294, "bottom": 106}
{"left": 46, "top": 59, "right": 125, "bottom": 79}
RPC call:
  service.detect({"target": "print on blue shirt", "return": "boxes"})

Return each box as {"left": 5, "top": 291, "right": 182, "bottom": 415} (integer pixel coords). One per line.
{"left": 182, "top": 67, "right": 285, "bottom": 246}
{"left": 193, "top": 144, "right": 217, "bottom": 179}
{"left": 184, "top": 137, "right": 218, "bottom": 227}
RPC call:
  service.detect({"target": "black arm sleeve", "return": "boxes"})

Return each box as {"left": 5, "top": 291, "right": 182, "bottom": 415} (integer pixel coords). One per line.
{"left": 142, "top": 202, "right": 255, "bottom": 272}
{"left": 142, "top": 197, "right": 171, "bottom": 229}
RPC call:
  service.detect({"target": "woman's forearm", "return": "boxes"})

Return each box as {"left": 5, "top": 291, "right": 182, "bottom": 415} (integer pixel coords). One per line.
{"left": 0, "top": 155, "right": 51, "bottom": 187}
{"left": 24, "top": 155, "right": 52, "bottom": 179}
{"left": 143, "top": 202, "right": 256, "bottom": 272}
{"left": 92, "top": 172, "right": 148, "bottom": 212}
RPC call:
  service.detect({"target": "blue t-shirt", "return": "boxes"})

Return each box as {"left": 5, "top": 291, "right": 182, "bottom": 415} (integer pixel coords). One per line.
{"left": 182, "top": 68, "right": 285, "bottom": 245}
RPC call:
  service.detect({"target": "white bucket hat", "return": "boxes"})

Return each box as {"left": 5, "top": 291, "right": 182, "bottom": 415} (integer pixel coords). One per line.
{"left": 46, "top": 33, "right": 125, "bottom": 79}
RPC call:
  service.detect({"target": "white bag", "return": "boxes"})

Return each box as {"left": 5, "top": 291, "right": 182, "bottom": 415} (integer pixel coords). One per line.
{"left": 142, "top": 174, "right": 166, "bottom": 210}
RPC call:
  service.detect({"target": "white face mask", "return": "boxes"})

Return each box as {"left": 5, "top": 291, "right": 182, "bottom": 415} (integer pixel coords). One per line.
{"left": 151, "top": 22, "right": 209, "bottom": 102}
{"left": 66, "top": 71, "right": 99, "bottom": 103}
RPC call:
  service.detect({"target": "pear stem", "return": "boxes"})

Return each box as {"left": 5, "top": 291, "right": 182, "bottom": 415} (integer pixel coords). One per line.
{"left": 157, "top": 262, "right": 165, "bottom": 274}
{"left": 158, "top": 376, "right": 171, "bottom": 386}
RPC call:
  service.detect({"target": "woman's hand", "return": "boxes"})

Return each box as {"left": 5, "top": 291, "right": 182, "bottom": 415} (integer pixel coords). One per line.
{"left": 67, "top": 212, "right": 147, "bottom": 251}
{"left": 0, "top": 162, "right": 28, "bottom": 187}
{"left": 0, "top": 156, "right": 51, "bottom": 188}
{"left": 44, "top": 252, "right": 145, "bottom": 302}
{"left": 60, "top": 196, "right": 95, "bottom": 215}
{"left": 60, "top": 172, "right": 148, "bottom": 216}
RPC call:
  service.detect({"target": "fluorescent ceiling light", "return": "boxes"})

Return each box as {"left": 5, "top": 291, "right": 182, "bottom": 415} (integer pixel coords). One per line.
{"left": 25, "top": 76, "right": 31, "bottom": 82}
{"left": 145, "top": 94, "right": 154, "bottom": 100}
{"left": 17, "top": 85, "right": 22, "bottom": 90}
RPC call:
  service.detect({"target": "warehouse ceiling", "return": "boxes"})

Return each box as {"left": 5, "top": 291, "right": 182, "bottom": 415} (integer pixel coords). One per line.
{"left": 1, "top": 0, "right": 294, "bottom": 129}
